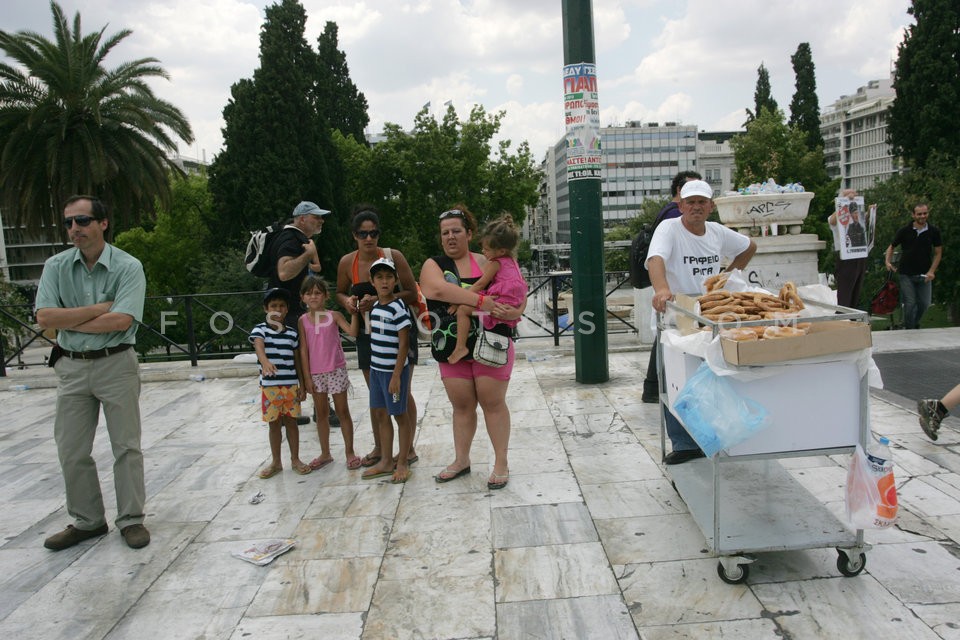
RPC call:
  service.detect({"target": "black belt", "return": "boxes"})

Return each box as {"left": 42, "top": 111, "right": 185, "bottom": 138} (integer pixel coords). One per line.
{"left": 61, "top": 343, "right": 132, "bottom": 360}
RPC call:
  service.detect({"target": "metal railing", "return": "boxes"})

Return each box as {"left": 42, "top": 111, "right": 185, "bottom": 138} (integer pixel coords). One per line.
{"left": 0, "top": 271, "right": 639, "bottom": 374}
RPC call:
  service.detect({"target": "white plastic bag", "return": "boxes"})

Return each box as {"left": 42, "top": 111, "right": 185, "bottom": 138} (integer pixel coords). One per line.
{"left": 845, "top": 444, "right": 898, "bottom": 529}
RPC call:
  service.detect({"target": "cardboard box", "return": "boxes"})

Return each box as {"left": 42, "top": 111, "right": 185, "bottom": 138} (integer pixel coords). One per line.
{"left": 720, "top": 320, "right": 871, "bottom": 366}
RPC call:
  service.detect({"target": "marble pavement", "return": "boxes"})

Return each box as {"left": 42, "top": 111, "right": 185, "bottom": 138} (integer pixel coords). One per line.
{"left": 1, "top": 331, "right": 960, "bottom": 639}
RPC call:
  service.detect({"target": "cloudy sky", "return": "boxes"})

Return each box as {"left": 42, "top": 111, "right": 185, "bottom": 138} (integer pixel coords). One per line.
{"left": 3, "top": 0, "right": 912, "bottom": 164}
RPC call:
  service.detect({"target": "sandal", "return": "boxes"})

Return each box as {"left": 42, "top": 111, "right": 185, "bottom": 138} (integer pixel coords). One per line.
{"left": 258, "top": 465, "right": 282, "bottom": 479}
{"left": 392, "top": 468, "right": 412, "bottom": 484}
{"left": 435, "top": 466, "right": 471, "bottom": 483}
{"left": 487, "top": 471, "right": 509, "bottom": 490}
{"left": 360, "top": 453, "right": 381, "bottom": 467}
{"left": 309, "top": 457, "right": 334, "bottom": 470}
{"left": 293, "top": 462, "right": 313, "bottom": 475}
{"left": 346, "top": 455, "right": 362, "bottom": 470}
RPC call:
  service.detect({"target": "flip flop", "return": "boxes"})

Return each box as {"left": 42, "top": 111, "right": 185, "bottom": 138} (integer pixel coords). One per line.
{"left": 392, "top": 454, "right": 419, "bottom": 466}
{"left": 392, "top": 469, "right": 412, "bottom": 484}
{"left": 434, "top": 466, "right": 471, "bottom": 483}
{"left": 360, "top": 454, "right": 381, "bottom": 467}
{"left": 309, "top": 457, "right": 334, "bottom": 470}
{"left": 346, "top": 456, "right": 362, "bottom": 470}
{"left": 258, "top": 466, "right": 282, "bottom": 479}
{"left": 362, "top": 468, "right": 394, "bottom": 480}
{"left": 487, "top": 472, "right": 509, "bottom": 490}
{"left": 293, "top": 462, "right": 313, "bottom": 475}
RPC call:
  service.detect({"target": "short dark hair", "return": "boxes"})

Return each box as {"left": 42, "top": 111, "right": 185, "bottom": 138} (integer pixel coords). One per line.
{"left": 671, "top": 171, "right": 702, "bottom": 198}
{"left": 64, "top": 195, "right": 107, "bottom": 219}
{"left": 351, "top": 204, "right": 381, "bottom": 232}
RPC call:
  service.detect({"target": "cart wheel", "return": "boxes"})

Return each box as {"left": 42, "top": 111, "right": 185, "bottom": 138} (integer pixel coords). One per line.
{"left": 717, "top": 560, "right": 749, "bottom": 584}
{"left": 836, "top": 550, "right": 866, "bottom": 577}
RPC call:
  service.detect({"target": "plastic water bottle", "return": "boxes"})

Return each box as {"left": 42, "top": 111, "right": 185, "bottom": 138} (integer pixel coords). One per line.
{"left": 865, "top": 436, "right": 898, "bottom": 527}
{"left": 188, "top": 373, "right": 206, "bottom": 382}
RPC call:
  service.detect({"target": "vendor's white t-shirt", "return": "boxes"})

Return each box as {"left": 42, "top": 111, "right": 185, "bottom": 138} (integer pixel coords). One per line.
{"left": 645, "top": 218, "right": 751, "bottom": 295}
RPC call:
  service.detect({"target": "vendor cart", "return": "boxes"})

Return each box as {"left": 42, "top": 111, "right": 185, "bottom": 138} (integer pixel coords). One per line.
{"left": 657, "top": 297, "right": 873, "bottom": 584}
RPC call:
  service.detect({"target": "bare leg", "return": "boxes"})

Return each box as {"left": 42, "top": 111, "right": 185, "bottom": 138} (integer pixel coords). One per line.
{"left": 477, "top": 376, "right": 511, "bottom": 481}
{"left": 363, "top": 408, "right": 395, "bottom": 477}
{"left": 447, "top": 306, "right": 474, "bottom": 364}
{"left": 283, "top": 414, "right": 309, "bottom": 472}
{"left": 361, "top": 369, "right": 384, "bottom": 464}
{"left": 438, "top": 377, "right": 478, "bottom": 476}
{"left": 331, "top": 391, "right": 356, "bottom": 460}
{"left": 263, "top": 419, "right": 283, "bottom": 474}
{"left": 392, "top": 410, "right": 414, "bottom": 483}
{"left": 311, "top": 391, "right": 333, "bottom": 465}
{"left": 942, "top": 382, "right": 960, "bottom": 412}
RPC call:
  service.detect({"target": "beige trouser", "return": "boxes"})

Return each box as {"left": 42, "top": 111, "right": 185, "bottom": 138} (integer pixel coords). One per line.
{"left": 53, "top": 348, "right": 145, "bottom": 530}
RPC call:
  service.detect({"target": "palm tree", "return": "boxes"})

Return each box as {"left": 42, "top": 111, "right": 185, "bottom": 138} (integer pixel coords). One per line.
{"left": 0, "top": 1, "right": 193, "bottom": 234}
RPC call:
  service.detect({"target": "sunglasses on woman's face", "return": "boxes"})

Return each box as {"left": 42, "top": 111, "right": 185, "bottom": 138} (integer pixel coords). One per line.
{"left": 355, "top": 229, "right": 380, "bottom": 239}
{"left": 62, "top": 215, "right": 99, "bottom": 228}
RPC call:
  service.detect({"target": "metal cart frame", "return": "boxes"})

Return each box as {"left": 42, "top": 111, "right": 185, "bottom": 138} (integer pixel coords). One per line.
{"left": 657, "top": 297, "right": 872, "bottom": 583}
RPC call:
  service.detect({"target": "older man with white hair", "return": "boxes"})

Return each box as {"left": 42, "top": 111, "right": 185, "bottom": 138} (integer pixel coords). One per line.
{"left": 645, "top": 179, "right": 757, "bottom": 464}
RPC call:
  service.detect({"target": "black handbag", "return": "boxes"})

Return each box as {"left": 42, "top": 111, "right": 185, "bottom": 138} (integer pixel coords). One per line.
{"left": 870, "top": 272, "right": 899, "bottom": 315}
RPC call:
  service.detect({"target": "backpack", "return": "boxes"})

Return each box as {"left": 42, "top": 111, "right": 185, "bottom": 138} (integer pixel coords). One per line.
{"left": 244, "top": 221, "right": 286, "bottom": 277}
{"left": 245, "top": 223, "right": 305, "bottom": 278}
{"left": 628, "top": 223, "right": 655, "bottom": 289}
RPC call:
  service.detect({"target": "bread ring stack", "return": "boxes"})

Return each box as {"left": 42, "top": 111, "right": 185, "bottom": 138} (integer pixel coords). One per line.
{"left": 696, "top": 282, "right": 809, "bottom": 339}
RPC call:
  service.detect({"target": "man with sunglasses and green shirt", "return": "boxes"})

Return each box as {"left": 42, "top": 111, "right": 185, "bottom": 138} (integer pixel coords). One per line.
{"left": 35, "top": 195, "right": 149, "bottom": 551}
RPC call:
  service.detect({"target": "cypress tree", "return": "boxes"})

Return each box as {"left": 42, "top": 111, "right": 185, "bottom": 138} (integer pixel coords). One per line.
{"left": 315, "top": 22, "right": 369, "bottom": 143}
{"left": 788, "top": 43, "right": 824, "bottom": 151}
{"left": 209, "top": 0, "right": 341, "bottom": 260}
{"left": 888, "top": 0, "right": 960, "bottom": 167}
{"left": 745, "top": 63, "right": 779, "bottom": 123}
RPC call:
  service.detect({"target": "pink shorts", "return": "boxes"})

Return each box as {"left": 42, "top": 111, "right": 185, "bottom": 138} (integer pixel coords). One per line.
{"left": 438, "top": 340, "right": 514, "bottom": 381}
{"left": 310, "top": 366, "right": 352, "bottom": 394}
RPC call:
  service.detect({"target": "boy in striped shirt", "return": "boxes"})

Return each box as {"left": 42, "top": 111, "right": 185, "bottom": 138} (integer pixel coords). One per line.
{"left": 361, "top": 258, "right": 415, "bottom": 484}
{"left": 250, "top": 288, "right": 311, "bottom": 478}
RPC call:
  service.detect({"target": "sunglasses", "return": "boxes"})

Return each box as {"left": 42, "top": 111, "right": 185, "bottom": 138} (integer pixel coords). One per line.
{"left": 354, "top": 229, "right": 380, "bottom": 239}
{"left": 62, "top": 215, "right": 100, "bottom": 228}
{"left": 439, "top": 209, "right": 466, "bottom": 220}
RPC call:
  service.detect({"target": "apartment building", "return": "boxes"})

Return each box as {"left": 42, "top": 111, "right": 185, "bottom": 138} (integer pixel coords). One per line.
{"left": 820, "top": 77, "right": 898, "bottom": 192}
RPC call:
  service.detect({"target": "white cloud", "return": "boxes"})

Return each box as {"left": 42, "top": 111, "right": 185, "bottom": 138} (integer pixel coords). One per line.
{"left": 3, "top": 0, "right": 914, "bottom": 161}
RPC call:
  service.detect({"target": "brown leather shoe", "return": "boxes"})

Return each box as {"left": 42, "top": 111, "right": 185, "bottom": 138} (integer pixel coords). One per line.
{"left": 121, "top": 524, "right": 151, "bottom": 549}
{"left": 43, "top": 524, "right": 109, "bottom": 551}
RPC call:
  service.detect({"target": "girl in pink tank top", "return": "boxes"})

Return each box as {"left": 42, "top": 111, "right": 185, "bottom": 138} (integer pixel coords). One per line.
{"left": 299, "top": 276, "right": 363, "bottom": 470}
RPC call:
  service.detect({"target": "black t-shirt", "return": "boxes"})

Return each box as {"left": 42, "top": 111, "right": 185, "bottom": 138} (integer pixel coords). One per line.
{"left": 891, "top": 223, "right": 942, "bottom": 275}
{"left": 267, "top": 226, "right": 309, "bottom": 325}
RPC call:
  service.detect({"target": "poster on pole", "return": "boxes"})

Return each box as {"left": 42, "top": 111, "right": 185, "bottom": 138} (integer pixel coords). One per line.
{"left": 563, "top": 62, "right": 601, "bottom": 181}
{"left": 835, "top": 196, "right": 874, "bottom": 260}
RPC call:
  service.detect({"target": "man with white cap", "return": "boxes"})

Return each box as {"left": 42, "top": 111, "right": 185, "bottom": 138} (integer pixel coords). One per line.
{"left": 645, "top": 179, "right": 757, "bottom": 464}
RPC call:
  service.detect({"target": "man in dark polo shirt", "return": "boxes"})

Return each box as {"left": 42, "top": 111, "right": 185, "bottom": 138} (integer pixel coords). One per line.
{"left": 884, "top": 203, "right": 943, "bottom": 329}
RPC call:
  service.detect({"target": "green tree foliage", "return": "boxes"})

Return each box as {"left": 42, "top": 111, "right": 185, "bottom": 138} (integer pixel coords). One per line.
{"left": 731, "top": 107, "right": 837, "bottom": 266}
{"left": 0, "top": 271, "right": 30, "bottom": 361}
{"left": 744, "top": 63, "right": 779, "bottom": 124}
{"left": 788, "top": 43, "right": 824, "bottom": 151}
{"left": 208, "top": 0, "right": 350, "bottom": 274}
{"left": 332, "top": 104, "right": 541, "bottom": 269}
{"left": 314, "top": 22, "right": 369, "bottom": 142}
{"left": 0, "top": 1, "right": 193, "bottom": 234}
{"left": 863, "top": 153, "right": 959, "bottom": 322}
{"left": 888, "top": 0, "right": 960, "bottom": 168}
{"left": 114, "top": 174, "right": 213, "bottom": 295}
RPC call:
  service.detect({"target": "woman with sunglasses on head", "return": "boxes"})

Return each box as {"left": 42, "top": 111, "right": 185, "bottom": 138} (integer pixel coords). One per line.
{"left": 336, "top": 205, "right": 420, "bottom": 470}
{"left": 419, "top": 204, "right": 526, "bottom": 490}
